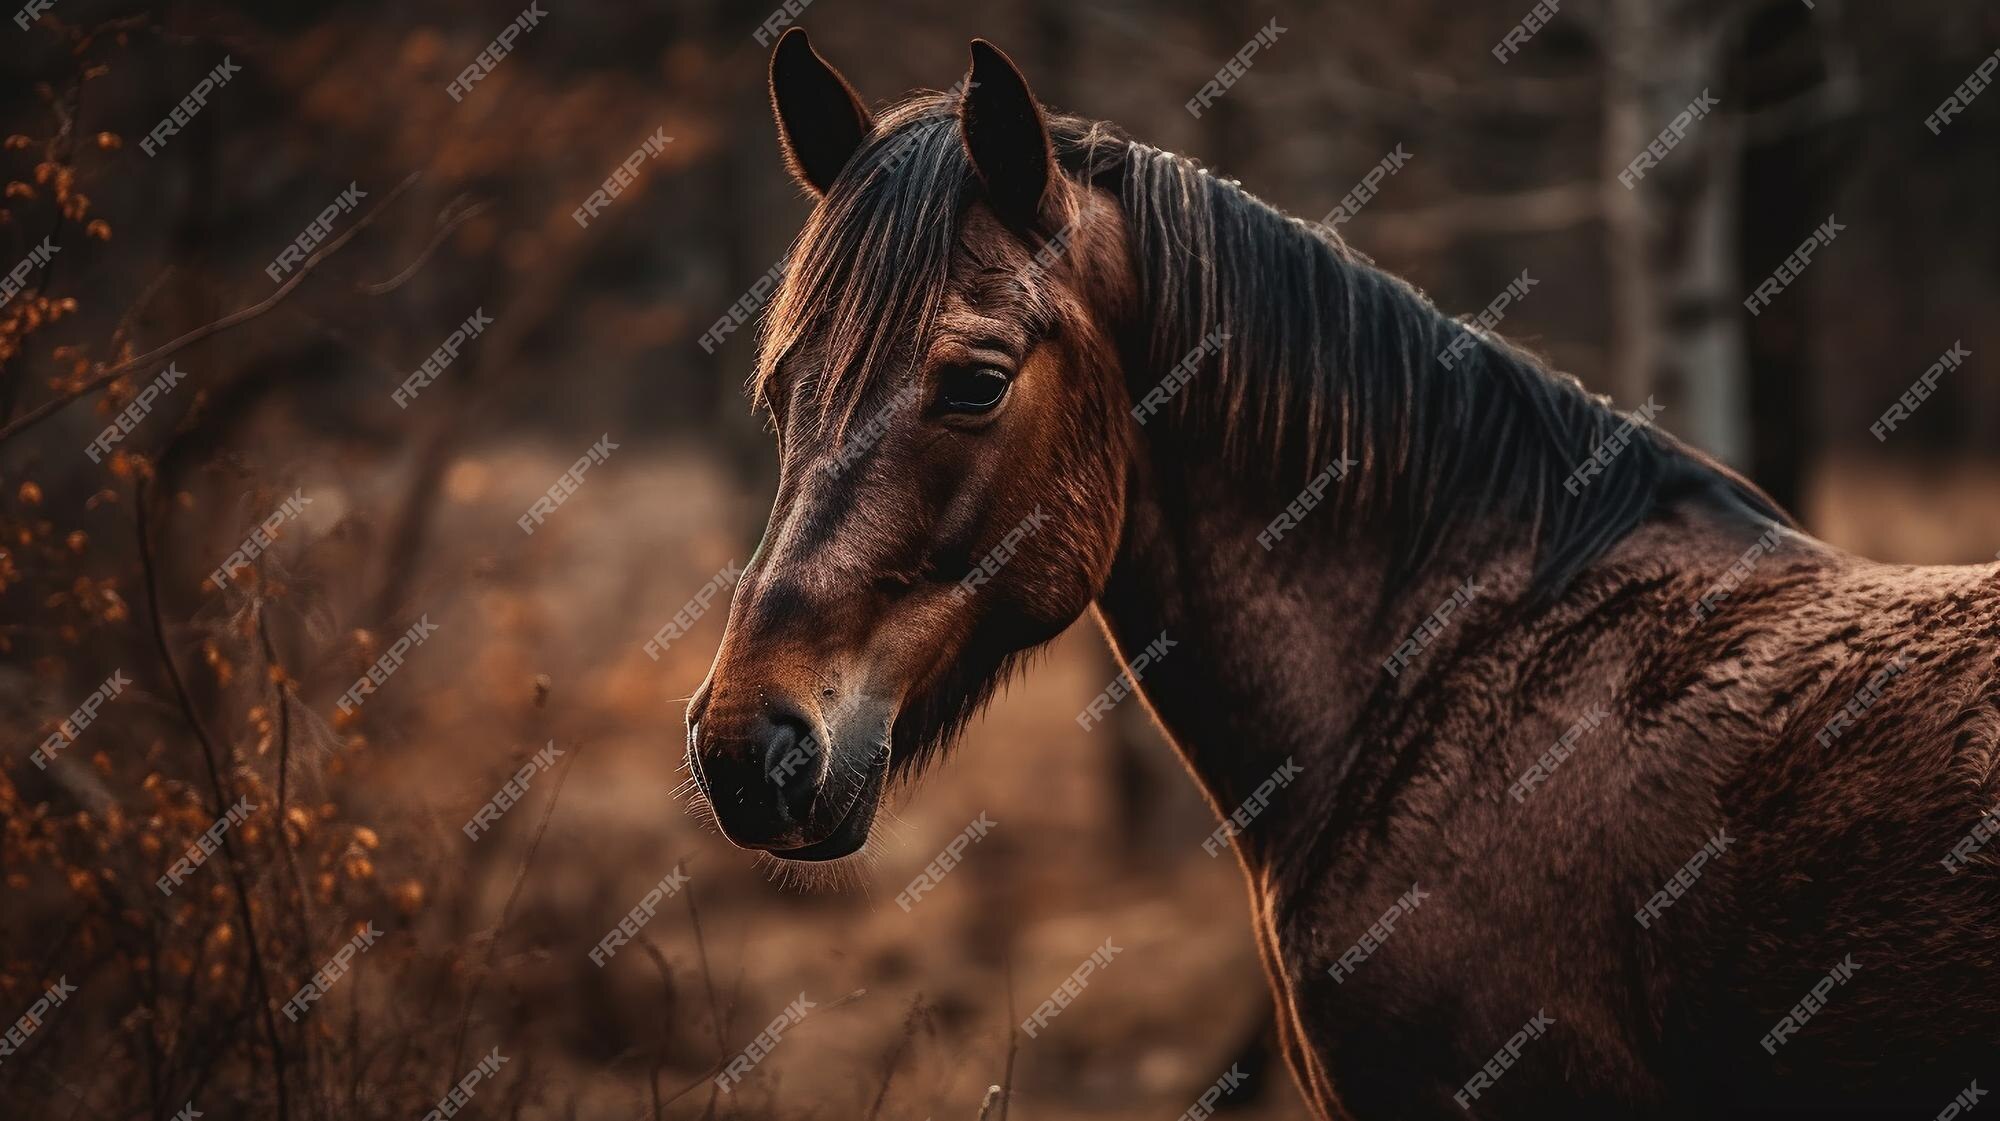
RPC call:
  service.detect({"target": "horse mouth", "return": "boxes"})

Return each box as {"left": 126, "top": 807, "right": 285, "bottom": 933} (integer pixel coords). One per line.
{"left": 769, "top": 757, "right": 886, "bottom": 862}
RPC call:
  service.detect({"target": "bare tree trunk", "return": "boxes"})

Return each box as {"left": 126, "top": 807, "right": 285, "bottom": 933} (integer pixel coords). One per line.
{"left": 1734, "top": 0, "right": 1853, "bottom": 514}
{"left": 1595, "top": 0, "right": 1749, "bottom": 466}
{"left": 1663, "top": 101, "right": 1749, "bottom": 465}
{"left": 1599, "top": 0, "right": 1657, "bottom": 411}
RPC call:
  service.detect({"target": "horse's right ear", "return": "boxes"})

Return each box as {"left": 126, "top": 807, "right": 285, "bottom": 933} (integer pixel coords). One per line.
{"left": 769, "top": 27, "right": 872, "bottom": 197}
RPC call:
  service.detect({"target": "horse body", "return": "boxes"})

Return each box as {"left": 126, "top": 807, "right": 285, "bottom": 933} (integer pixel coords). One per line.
{"left": 1101, "top": 455, "right": 2000, "bottom": 1117}
{"left": 696, "top": 30, "right": 2000, "bottom": 1117}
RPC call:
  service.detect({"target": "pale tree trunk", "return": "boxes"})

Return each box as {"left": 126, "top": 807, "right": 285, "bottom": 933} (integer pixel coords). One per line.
{"left": 1599, "top": 0, "right": 1658, "bottom": 413}
{"left": 1593, "top": 0, "right": 1750, "bottom": 466}
{"left": 1665, "top": 108, "right": 1750, "bottom": 465}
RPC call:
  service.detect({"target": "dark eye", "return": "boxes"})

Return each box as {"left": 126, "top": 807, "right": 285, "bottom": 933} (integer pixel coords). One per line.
{"left": 936, "top": 366, "right": 1010, "bottom": 415}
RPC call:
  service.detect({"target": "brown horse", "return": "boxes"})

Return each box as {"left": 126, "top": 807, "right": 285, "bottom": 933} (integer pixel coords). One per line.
{"left": 687, "top": 29, "right": 2000, "bottom": 1119}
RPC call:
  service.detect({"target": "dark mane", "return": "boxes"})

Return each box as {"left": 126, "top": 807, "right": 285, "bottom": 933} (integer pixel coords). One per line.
{"left": 756, "top": 93, "right": 1789, "bottom": 602}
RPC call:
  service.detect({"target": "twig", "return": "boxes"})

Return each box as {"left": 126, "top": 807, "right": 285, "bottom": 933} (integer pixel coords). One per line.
{"left": 105, "top": 267, "right": 177, "bottom": 361}
{"left": 254, "top": 592, "right": 296, "bottom": 830}
{"left": 135, "top": 473, "right": 290, "bottom": 1121}
{"left": 0, "top": 172, "right": 421, "bottom": 449}
{"left": 684, "top": 884, "right": 728, "bottom": 1121}
{"left": 651, "top": 989, "right": 868, "bottom": 1114}
{"left": 448, "top": 737, "right": 583, "bottom": 1079}
{"left": 253, "top": 580, "right": 322, "bottom": 1036}
{"left": 683, "top": 885, "right": 729, "bottom": 1059}
{"left": 998, "top": 956, "right": 1017, "bottom": 1121}
{"left": 864, "top": 994, "right": 925, "bottom": 1121}
{"left": 357, "top": 195, "right": 490, "bottom": 296}
{"left": 636, "top": 939, "right": 677, "bottom": 1121}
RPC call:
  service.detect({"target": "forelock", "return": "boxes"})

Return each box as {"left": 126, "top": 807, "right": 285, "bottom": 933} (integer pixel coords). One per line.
{"left": 752, "top": 95, "right": 973, "bottom": 438}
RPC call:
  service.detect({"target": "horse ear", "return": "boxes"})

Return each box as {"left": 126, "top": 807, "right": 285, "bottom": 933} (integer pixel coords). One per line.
{"left": 958, "top": 39, "right": 1053, "bottom": 225}
{"left": 769, "top": 27, "right": 873, "bottom": 197}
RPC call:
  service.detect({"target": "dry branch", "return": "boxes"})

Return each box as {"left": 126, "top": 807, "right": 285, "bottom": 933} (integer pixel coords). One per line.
{"left": 0, "top": 172, "right": 422, "bottom": 450}
{"left": 136, "top": 471, "right": 290, "bottom": 1120}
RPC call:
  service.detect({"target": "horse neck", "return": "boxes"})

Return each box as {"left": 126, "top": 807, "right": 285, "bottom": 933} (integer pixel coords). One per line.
{"left": 1082, "top": 183, "right": 1607, "bottom": 839}
{"left": 1091, "top": 416, "right": 1539, "bottom": 842}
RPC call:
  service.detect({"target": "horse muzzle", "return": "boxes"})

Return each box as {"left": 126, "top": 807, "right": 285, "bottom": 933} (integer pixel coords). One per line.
{"left": 685, "top": 682, "right": 892, "bottom": 860}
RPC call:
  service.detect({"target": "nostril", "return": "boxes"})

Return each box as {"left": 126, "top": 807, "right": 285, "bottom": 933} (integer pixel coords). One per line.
{"left": 761, "top": 712, "right": 822, "bottom": 821}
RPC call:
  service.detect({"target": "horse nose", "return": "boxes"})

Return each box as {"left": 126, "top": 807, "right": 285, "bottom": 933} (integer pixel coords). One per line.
{"left": 760, "top": 710, "right": 824, "bottom": 821}
{"left": 693, "top": 702, "right": 824, "bottom": 847}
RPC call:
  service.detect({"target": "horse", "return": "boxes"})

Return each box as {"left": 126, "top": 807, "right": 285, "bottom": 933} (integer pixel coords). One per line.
{"left": 685, "top": 28, "right": 2000, "bottom": 1119}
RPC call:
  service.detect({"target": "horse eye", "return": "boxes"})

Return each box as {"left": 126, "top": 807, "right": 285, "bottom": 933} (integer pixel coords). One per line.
{"left": 936, "top": 366, "right": 1010, "bottom": 414}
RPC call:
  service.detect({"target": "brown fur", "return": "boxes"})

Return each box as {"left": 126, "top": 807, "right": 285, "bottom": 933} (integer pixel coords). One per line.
{"left": 689, "top": 30, "right": 2000, "bottom": 1117}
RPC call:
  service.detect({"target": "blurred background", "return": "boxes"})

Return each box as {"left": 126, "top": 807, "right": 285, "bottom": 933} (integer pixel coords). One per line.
{"left": 0, "top": 1, "right": 1993, "bottom": 1117}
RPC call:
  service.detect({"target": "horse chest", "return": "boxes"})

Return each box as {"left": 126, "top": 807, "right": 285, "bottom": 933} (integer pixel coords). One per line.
{"left": 1261, "top": 881, "right": 1648, "bottom": 1120}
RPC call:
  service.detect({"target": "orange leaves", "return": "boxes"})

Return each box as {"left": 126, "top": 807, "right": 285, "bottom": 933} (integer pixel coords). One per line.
{"left": 55, "top": 573, "right": 128, "bottom": 627}
{"left": 247, "top": 705, "right": 274, "bottom": 757}
{"left": 97, "top": 587, "right": 128, "bottom": 624}
{"left": 329, "top": 706, "right": 361, "bottom": 735}
{"left": 104, "top": 451, "right": 146, "bottom": 481}
{"left": 29, "top": 162, "right": 90, "bottom": 221}
{"left": 0, "top": 544, "right": 17, "bottom": 579}
{"left": 201, "top": 637, "right": 234, "bottom": 687}
{"left": 390, "top": 878, "right": 425, "bottom": 916}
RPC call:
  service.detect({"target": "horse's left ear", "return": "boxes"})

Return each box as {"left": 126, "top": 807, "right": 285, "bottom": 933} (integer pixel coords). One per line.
{"left": 958, "top": 39, "right": 1053, "bottom": 225}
